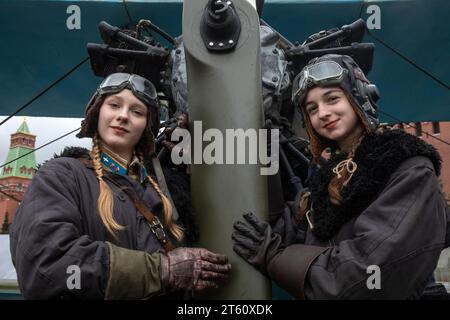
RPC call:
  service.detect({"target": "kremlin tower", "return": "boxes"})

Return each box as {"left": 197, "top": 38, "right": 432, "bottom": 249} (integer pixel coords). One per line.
{"left": 0, "top": 119, "right": 37, "bottom": 233}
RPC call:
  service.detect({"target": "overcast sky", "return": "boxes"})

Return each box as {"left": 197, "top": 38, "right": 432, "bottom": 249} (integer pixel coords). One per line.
{"left": 0, "top": 116, "right": 92, "bottom": 166}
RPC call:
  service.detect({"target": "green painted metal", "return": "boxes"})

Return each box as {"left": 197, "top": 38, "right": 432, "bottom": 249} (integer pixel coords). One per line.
{"left": 0, "top": 0, "right": 448, "bottom": 123}
{"left": 16, "top": 121, "right": 30, "bottom": 134}
{"left": 183, "top": 0, "right": 271, "bottom": 299}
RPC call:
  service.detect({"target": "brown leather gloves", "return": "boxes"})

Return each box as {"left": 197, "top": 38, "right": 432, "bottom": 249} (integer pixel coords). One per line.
{"left": 105, "top": 243, "right": 231, "bottom": 299}
{"left": 160, "top": 247, "right": 231, "bottom": 292}
{"left": 232, "top": 212, "right": 282, "bottom": 275}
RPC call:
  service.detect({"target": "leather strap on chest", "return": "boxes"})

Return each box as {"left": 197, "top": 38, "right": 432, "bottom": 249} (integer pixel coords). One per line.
{"left": 112, "top": 181, "right": 176, "bottom": 252}
{"left": 78, "top": 158, "right": 176, "bottom": 252}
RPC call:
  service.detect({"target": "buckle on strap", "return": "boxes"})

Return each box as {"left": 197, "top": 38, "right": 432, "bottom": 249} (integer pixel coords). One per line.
{"left": 149, "top": 217, "right": 168, "bottom": 244}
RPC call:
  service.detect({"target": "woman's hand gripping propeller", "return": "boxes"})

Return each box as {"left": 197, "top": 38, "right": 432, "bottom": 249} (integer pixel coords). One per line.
{"left": 232, "top": 212, "right": 329, "bottom": 299}
{"left": 232, "top": 212, "right": 283, "bottom": 275}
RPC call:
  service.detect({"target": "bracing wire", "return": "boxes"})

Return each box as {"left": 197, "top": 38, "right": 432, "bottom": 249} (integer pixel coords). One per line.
{"left": 0, "top": 127, "right": 81, "bottom": 169}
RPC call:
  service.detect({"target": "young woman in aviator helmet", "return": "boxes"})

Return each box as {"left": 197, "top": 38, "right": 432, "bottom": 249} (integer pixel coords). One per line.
{"left": 10, "top": 73, "right": 231, "bottom": 299}
{"left": 231, "top": 54, "right": 447, "bottom": 299}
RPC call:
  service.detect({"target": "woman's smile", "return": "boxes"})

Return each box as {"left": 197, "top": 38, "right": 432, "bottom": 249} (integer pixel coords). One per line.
{"left": 110, "top": 126, "right": 129, "bottom": 135}
{"left": 323, "top": 119, "right": 339, "bottom": 130}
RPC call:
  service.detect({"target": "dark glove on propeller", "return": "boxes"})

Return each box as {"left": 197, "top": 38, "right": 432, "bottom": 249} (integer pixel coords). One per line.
{"left": 232, "top": 212, "right": 283, "bottom": 275}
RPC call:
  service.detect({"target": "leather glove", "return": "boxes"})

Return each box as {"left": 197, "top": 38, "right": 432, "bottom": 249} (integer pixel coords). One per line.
{"left": 160, "top": 247, "right": 231, "bottom": 292}
{"left": 232, "top": 212, "right": 283, "bottom": 275}
{"left": 232, "top": 213, "right": 329, "bottom": 299}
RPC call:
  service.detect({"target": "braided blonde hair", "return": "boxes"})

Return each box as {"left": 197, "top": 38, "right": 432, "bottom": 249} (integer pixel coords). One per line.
{"left": 91, "top": 135, "right": 124, "bottom": 237}
{"left": 91, "top": 135, "right": 184, "bottom": 241}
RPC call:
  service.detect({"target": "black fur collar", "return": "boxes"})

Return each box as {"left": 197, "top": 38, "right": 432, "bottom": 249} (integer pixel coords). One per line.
{"left": 309, "top": 130, "right": 442, "bottom": 241}
{"left": 55, "top": 146, "right": 91, "bottom": 160}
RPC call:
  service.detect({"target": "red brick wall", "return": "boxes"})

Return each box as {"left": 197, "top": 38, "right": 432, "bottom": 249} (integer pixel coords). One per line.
{"left": 0, "top": 200, "right": 20, "bottom": 226}
{"left": 404, "top": 122, "right": 450, "bottom": 203}
{"left": 0, "top": 176, "right": 30, "bottom": 225}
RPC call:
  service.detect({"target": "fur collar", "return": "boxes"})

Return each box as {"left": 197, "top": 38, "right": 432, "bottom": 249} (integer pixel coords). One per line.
{"left": 309, "top": 130, "right": 442, "bottom": 241}
{"left": 54, "top": 146, "right": 91, "bottom": 160}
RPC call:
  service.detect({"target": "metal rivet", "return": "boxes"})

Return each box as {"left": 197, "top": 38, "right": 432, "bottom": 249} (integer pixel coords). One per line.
{"left": 272, "top": 76, "right": 278, "bottom": 82}
{"left": 228, "top": 40, "right": 234, "bottom": 45}
{"left": 272, "top": 48, "right": 278, "bottom": 54}
{"left": 219, "top": 42, "right": 224, "bottom": 47}
{"left": 209, "top": 42, "right": 214, "bottom": 46}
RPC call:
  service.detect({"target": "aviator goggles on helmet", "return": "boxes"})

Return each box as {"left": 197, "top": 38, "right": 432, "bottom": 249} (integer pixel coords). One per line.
{"left": 291, "top": 60, "right": 347, "bottom": 106}
{"left": 78, "top": 73, "right": 161, "bottom": 138}
{"left": 96, "top": 73, "right": 158, "bottom": 108}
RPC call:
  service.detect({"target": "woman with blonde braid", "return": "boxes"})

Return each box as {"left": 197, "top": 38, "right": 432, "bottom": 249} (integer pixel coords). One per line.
{"left": 232, "top": 54, "right": 447, "bottom": 299}
{"left": 10, "top": 73, "right": 231, "bottom": 299}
